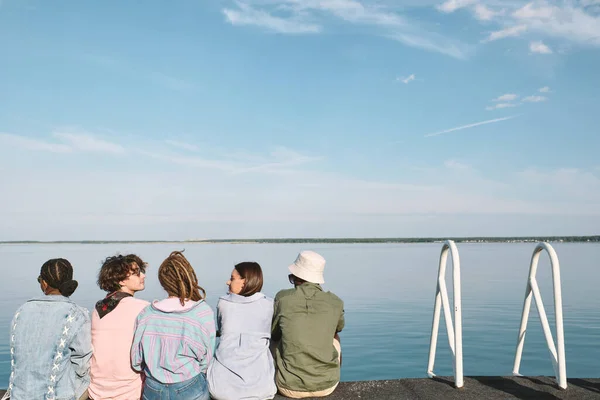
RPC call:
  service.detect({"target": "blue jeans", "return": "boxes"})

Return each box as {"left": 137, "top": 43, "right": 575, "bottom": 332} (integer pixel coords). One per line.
{"left": 142, "top": 374, "right": 209, "bottom": 400}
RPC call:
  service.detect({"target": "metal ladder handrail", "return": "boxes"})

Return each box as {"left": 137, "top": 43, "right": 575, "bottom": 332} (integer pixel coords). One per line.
{"left": 427, "top": 240, "right": 463, "bottom": 388}
{"left": 513, "top": 242, "right": 567, "bottom": 389}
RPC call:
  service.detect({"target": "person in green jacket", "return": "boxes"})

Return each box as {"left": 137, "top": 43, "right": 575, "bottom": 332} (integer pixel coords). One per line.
{"left": 271, "top": 250, "right": 345, "bottom": 398}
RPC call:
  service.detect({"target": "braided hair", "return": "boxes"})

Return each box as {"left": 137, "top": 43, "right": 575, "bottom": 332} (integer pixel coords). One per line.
{"left": 40, "top": 258, "right": 78, "bottom": 297}
{"left": 158, "top": 251, "right": 205, "bottom": 306}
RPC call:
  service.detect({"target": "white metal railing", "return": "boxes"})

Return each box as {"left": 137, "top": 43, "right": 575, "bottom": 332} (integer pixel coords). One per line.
{"left": 427, "top": 240, "right": 463, "bottom": 388}
{"left": 513, "top": 242, "right": 567, "bottom": 389}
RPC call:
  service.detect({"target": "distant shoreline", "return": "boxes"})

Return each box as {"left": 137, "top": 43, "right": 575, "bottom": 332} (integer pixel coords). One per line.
{"left": 1, "top": 236, "right": 599, "bottom": 245}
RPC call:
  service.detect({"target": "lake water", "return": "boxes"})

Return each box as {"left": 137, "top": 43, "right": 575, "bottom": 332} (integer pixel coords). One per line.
{"left": 0, "top": 242, "right": 599, "bottom": 386}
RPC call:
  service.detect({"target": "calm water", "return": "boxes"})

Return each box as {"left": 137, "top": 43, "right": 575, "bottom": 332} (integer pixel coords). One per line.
{"left": 0, "top": 242, "right": 599, "bottom": 385}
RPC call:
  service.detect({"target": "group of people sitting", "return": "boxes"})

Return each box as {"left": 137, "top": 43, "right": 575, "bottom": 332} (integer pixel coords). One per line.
{"left": 3, "top": 250, "right": 345, "bottom": 400}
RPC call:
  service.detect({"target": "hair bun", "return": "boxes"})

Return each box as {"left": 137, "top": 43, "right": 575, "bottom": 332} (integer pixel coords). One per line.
{"left": 59, "top": 280, "right": 79, "bottom": 297}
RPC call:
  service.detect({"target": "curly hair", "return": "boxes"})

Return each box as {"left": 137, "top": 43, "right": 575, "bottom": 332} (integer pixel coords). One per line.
{"left": 97, "top": 254, "right": 147, "bottom": 293}
{"left": 40, "top": 258, "right": 78, "bottom": 297}
{"left": 158, "top": 250, "right": 205, "bottom": 306}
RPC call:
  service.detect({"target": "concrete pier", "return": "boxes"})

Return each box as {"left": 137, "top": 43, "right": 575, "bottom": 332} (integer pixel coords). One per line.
{"left": 2, "top": 376, "right": 599, "bottom": 399}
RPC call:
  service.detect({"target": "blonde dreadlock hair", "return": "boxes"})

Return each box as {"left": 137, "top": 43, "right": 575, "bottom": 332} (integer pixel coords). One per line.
{"left": 158, "top": 250, "right": 206, "bottom": 306}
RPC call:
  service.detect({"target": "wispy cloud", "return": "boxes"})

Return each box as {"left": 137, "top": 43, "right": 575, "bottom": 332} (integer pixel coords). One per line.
{"left": 141, "top": 145, "right": 322, "bottom": 175}
{"left": 483, "top": 24, "right": 528, "bottom": 42}
{"left": 397, "top": 73, "right": 416, "bottom": 84}
{"left": 53, "top": 131, "right": 125, "bottom": 154}
{"left": 473, "top": 4, "right": 502, "bottom": 21}
{"left": 539, "top": 86, "right": 551, "bottom": 93}
{"left": 493, "top": 93, "right": 519, "bottom": 102}
{"left": 530, "top": 40, "right": 553, "bottom": 54}
{"left": 165, "top": 140, "right": 200, "bottom": 152}
{"left": 512, "top": 2, "right": 600, "bottom": 46}
{"left": 223, "top": 2, "right": 321, "bottom": 33}
{"left": 449, "top": 1, "right": 600, "bottom": 48}
{"left": 486, "top": 103, "right": 518, "bottom": 111}
{"left": 522, "top": 95, "right": 547, "bottom": 103}
{"left": 425, "top": 115, "right": 519, "bottom": 137}
{"left": 444, "top": 159, "right": 470, "bottom": 170}
{"left": 0, "top": 133, "right": 72, "bottom": 153}
{"left": 0, "top": 131, "right": 125, "bottom": 154}
{"left": 436, "top": 0, "right": 477, "bottom": 13}
{"left": 222, "top": 0, "right": 471, "bottom": 59}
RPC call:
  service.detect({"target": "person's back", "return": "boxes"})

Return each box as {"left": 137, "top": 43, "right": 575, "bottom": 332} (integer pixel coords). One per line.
{"left": 131, "top": 299, "right": 215, "bottom": 383}
{"left": 271, "top": 251, "right": 345, "bottom": 399}
{"left": 4, "top": 259, "right": 92, "bottom": 400}
{"left": 89, "top": 254, "right": 150, "bottom": 400}
{"left": 90, "top": 297, "right": 149, "bottom": 399}
{"left": 208, "top": 262, "right": 277, "bottom": 400}
{"left": 130, "top": 251, "right": 215, "bottom": 400}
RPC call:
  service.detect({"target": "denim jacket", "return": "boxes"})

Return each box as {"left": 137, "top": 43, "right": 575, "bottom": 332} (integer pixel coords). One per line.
{"left": 4, "top": 295, "right": 93, "bottom": 400}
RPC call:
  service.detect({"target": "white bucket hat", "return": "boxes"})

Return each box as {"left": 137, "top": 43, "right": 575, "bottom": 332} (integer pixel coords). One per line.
{"left": 288, "top": 250, "right": 326, "bottom": 284}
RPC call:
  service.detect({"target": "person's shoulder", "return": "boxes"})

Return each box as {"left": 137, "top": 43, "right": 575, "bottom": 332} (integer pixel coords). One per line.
{"left": 72, "top": 304, "right": 91, "bottom": 323}
{"left": 274, "top": 288, "right": 296, "bottom": 302}
{"left": 261, "top": 294, "right": 274, "bottom": 305}
{"left": 196, "top": 300, "right": 215, "bottom": 315}
{"left": 126, "top": 296, "right": 151, "bottom": 308}
{"left": 136, "top": 303, "right": 154, "bottom": 319}
{"left": 323, "top": 290, "right": 344, "bottom": 306}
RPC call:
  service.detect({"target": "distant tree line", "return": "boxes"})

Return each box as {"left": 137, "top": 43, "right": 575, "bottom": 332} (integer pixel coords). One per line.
{"left": 2, "top": 236, "right": 599, "bottom": 245}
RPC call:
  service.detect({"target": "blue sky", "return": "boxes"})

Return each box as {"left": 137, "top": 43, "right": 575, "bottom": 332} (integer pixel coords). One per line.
{"left": 1, "top": 0, "right": 599, "bottom": 240}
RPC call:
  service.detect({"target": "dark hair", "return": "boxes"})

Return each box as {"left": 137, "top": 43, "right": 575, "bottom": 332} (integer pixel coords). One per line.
{"left": 158, "top": 250, "right": 205, "bottom": 306}
{"left": 40, "top": 258, "right": 78, "bottom": 297}
{"left": 235, "top": 262, "right": 263, "bottom": 297}
{"left": 97, "top": 254, "right": 147, "bottom": 293}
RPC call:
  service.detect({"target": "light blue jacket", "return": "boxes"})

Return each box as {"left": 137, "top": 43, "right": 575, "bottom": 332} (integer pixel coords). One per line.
{"left": 5, "top": 295, "right": 92, "bottom": 400}
{"left": 207, "top": 293, "right": 277, "bottom": 400}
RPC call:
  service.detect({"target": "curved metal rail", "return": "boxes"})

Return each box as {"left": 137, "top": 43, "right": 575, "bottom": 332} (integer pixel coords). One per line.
{"left": 513, "top": 242, "right": 567, "bottom": 389}
{"left": 427, "top": 240, "right": 463, "bottom": 388}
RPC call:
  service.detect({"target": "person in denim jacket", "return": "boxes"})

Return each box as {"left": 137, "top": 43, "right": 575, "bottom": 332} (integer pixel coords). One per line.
{"left": 3, "top": 258, "right": 93, "bottom": 400}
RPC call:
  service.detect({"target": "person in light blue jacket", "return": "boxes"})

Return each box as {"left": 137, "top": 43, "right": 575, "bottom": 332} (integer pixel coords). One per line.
{"left": 3, "top": 258, "right": 92, "bottom": 400}
{"left": 207, "top": 262, "right": 277, "bottom": 400}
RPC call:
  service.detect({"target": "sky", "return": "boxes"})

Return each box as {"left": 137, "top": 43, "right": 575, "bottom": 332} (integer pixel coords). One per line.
{"left": 1, "top": 0, "right": 599, "bottom": 240}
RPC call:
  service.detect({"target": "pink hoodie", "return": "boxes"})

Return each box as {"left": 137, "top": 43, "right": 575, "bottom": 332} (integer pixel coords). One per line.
{"left": 89, "top": 297, "right": 149, "bottom": 400}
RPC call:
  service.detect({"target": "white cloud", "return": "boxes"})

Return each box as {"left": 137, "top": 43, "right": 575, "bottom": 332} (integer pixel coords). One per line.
{"left": 474, "top": 4, "right": 501, "bottom": 21}
{"left": 222, "top": 0, "right": 471, "bottom": 59}
{"left": 512, "top": 2, "right": 600, "bottom": 46}
{"left": 1, "top": 131, "right": 126, "bottom": 155}
{"left": 529, "top": 40, "right": 553, "bottom": 54}
{"left": 444, "top": 159, "right": 470, "bottom": 170}
{"left": 140, "top": 145, "right": 321, "bottom": 175}
{"left": 387, "top": 32, "right": 471, "bottom": 59}
{"left": 0, "top": 133, "right": 72, "bottom": 153}
{"left": 493, "top": 93, "right": 519, "bottom": 102}
{"left": 436, "top": 0, "right": 477, "bottom": 13}
{"left": 483, "top": 24, "right": 528, "bottom": 42}
{"left": 223, "top": 2, "right": 321, "bottom": 33}
{"left": 425, "top": 115, "right": 519, "bottom": 137}
{"left": 522, "top": 95, "right": 547, "bottom": 102}
{"left": 165, "top": 140, "right": 200, "bottom": 152}
{"left": 53, "top": 132, "right": 125, "bottom": 154}
{"left": 539, "top": 86, "right": 551, "bottom": 93}
{"left": 398, "top": 73, "right": 416, "bottom": 84}
{"left": 486, "top": 103, "right": 518, "bottom": 110}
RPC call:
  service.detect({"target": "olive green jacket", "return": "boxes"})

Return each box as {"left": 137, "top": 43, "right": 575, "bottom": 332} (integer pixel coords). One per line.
{"left": 271, "top": 283, "right": 345, "bottom": 392}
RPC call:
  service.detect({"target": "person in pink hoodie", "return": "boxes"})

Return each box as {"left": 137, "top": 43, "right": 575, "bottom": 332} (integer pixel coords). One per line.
{"left": 88, "top": 254, "right": 150, "bottom": 400}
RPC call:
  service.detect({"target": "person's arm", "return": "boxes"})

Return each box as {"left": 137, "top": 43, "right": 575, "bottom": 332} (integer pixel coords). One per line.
{"left": 215, "top": 300, "right": 222, "bottom": 337}
{"left": 271, "top": 296, "right": 282, "bottom": 342}
{"left": 336, "top": 305, "right": 345, "bottom": 334}
{"left": 70, "top": 310, "right": 93, "bottom": 379}
{"left": 130, "top": 314, "right": 144, "bottom": 372}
